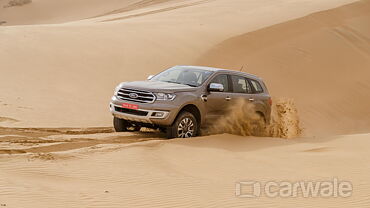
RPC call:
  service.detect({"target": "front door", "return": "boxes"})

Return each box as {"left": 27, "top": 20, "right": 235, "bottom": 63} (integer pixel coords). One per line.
{"left": 204, "top": 74, "right": 233, "bottom": 125}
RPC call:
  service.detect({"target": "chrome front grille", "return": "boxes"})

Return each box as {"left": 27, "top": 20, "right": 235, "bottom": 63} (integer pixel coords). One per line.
{"left": 116, "top": 88, "right": 155, "bottom": 103}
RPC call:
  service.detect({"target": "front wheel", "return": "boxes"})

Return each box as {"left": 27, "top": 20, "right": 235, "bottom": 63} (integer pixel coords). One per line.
{"left": 113, "top": 117, "right": 141, "bottom": 132}
{"left": 166, "top": 111, "right": 198, "bottom": 139}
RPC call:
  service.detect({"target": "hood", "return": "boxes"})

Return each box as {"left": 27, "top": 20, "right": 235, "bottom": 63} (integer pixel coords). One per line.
{"left": 119, "top": 80, "right": 198, "bottom": 92}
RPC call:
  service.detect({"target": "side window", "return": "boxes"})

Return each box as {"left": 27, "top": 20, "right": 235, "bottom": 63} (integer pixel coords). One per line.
{"left": 210, "top": 74, "right": 229, "bottom": 92}
{"left": 250, "top": 79, "right": 264, "bottom": 93}
{"left": 231, "top": 75, "right": 252, "bottom": 93}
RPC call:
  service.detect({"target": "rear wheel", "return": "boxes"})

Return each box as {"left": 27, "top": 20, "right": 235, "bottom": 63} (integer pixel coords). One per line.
{"left": 252, "top": 112, "right": 267, "bottom": 136}
{"left": 166, "top": 111, "right": 198, "bottom": 139}
{"left": 255, "top": 112, "right": 267, "bottom": 127}
{"left": 113, "top": 117, "right": 141, "bottom": 132}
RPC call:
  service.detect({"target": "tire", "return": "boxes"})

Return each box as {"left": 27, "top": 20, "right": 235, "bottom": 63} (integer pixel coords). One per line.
{"left": 252, "top": 112, "right": 267, "bottom": 136}
{"left": 113, "top": 117, "right": 129, "bottom": 132}
{"left": 166, "top": 111, "right": 198, "bottom": 139}
{"left": 255, "top": 112, "right": 267, "bottom": 127}
{"left": 113, "top": 117, "right": 141, "bottom": 132}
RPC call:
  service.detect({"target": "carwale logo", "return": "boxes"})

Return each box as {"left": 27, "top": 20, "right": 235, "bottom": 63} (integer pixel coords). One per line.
{"left": 236, "top": 178, "right": 353, "bottom": 198}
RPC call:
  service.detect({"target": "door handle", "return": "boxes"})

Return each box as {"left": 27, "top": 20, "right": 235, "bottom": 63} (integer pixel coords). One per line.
{"left": 225, "top": 97, "right": 231, "bottom": 101}
{"left": 248, "top": 98, "right": 254, "bottom": 102}
{"left": 201, "top": 95, "right": 208, "bottom": 102}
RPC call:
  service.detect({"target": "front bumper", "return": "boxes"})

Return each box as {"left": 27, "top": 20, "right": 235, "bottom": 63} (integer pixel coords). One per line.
{"left": 110, "top": 96, "right": 177, "bottom": 126}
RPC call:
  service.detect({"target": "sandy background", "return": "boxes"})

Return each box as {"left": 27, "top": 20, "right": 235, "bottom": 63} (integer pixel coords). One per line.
{"left": 0, "top": 0, "right": 369, "bottom": 207}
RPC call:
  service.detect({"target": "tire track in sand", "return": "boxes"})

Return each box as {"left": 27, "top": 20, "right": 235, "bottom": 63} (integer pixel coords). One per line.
{"left": 0, "top": 127, "right": 164, "bottom": 155}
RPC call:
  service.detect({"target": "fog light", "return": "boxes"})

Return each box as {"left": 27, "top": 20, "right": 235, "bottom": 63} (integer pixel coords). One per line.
{"left": 152, "top": 112, "right": 165, "bottom": 117}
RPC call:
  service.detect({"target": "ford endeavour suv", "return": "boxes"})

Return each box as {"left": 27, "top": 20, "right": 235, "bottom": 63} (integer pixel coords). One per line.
{"left": 110, "top": 66, "right": 271, "bottom": 138}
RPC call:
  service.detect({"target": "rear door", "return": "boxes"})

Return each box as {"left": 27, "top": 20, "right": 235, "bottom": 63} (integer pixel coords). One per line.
{"left": 228, "top": 75, "right": 254, "bottom": 103}
{"left": 247, "top": 78, "right": 271, "bottom": 120}
{"left": 204, "top": 74, "right": 234, "bottom": 124}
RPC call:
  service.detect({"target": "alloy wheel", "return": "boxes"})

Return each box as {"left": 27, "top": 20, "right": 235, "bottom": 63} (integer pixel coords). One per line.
{"left": 177, "top": 117, "right": 194, "bottom": 138}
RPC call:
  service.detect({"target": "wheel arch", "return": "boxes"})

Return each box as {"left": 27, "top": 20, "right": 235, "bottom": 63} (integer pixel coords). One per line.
{"left": 256, "top": 111, "right": 266, "bottom": 121}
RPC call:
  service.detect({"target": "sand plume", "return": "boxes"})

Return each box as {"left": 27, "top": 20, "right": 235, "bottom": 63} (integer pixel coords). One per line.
{"left": 206, "top": 98, "right": 302, "bottom": 138}
{"left": 269, "top": 98, "right": 302, "bottom": 138}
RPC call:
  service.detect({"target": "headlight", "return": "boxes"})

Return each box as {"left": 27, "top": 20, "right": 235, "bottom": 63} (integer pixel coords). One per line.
{"left": 155, "top": 92, "right": 176, "bottom": 101}
{"left": 114, "top": 84, "right": 122, "bottom": 95}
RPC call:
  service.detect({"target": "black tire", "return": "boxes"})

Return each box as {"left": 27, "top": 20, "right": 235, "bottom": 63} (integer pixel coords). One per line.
{"left": 252, "top": 112, "right": 267, "bottom": 136}
{"left": 113, "top": 117, "right": 129, "bottom": 132}
{"left": 255, "top": 112, "right": 267, "bottom": 127}
{"left": 166, "top": 111, "right": 198, "bottom": 139}
{"left": 113, "top": 117, "right": 141, "bottom": 132}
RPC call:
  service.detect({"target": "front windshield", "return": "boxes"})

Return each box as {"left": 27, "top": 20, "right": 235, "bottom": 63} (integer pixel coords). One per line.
{"left": 151, "top": 66, "right": 214, "bottom": 87}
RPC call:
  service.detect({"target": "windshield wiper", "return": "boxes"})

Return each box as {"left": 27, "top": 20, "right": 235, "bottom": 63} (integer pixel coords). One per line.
{"left": 183, "top": 83, "right": 197, "bottom": 87}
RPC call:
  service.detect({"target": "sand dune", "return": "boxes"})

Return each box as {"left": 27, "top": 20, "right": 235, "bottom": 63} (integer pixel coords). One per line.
{"left": 0, "top": 0, "right": 360, "bottom": 129}
{"left": 197, "top": 0, "right": 370, "bottom": 136}
{"left": 1, "top": 0, "right": 370, "bottom": 207}
{"left": 0, "top": 0, "right": 362, "bottom": 127}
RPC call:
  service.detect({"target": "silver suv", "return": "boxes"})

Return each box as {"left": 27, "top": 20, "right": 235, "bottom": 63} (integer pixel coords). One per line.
{"left": 110, "top": 66, "right": 271, "bottom": 138}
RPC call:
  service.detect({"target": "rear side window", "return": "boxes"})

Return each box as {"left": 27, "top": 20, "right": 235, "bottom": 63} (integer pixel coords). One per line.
{"left": 231, "top": 75, "right": 252, "bottom": 93}
{"left": 250, "top": 79, "right": 264, "bottom": 93}
{"left": 210, "top": 74, "right": 229, "bottom": 92}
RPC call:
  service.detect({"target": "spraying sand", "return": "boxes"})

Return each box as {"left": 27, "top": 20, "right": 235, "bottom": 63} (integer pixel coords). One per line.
{"left": 206, "top": 98, "right": 302, "bottom": 138}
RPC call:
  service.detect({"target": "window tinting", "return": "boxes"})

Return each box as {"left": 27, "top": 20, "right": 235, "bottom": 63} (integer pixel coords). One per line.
{"left": 210, "top": 74, "right": 229, "bottom": 92}
{"left": 231, "top": 75, "right": 251, "bottom": 93}
{"left": 250, "top": 79, "right": 264, "bottom": 93}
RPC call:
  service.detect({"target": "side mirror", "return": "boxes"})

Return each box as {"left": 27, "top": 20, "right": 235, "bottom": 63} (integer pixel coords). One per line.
{"left": 208, "top": 83, "right": 224, "bottom": 92}
{"left": 147, "top": 75, "right": 154, "bottom": 80}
